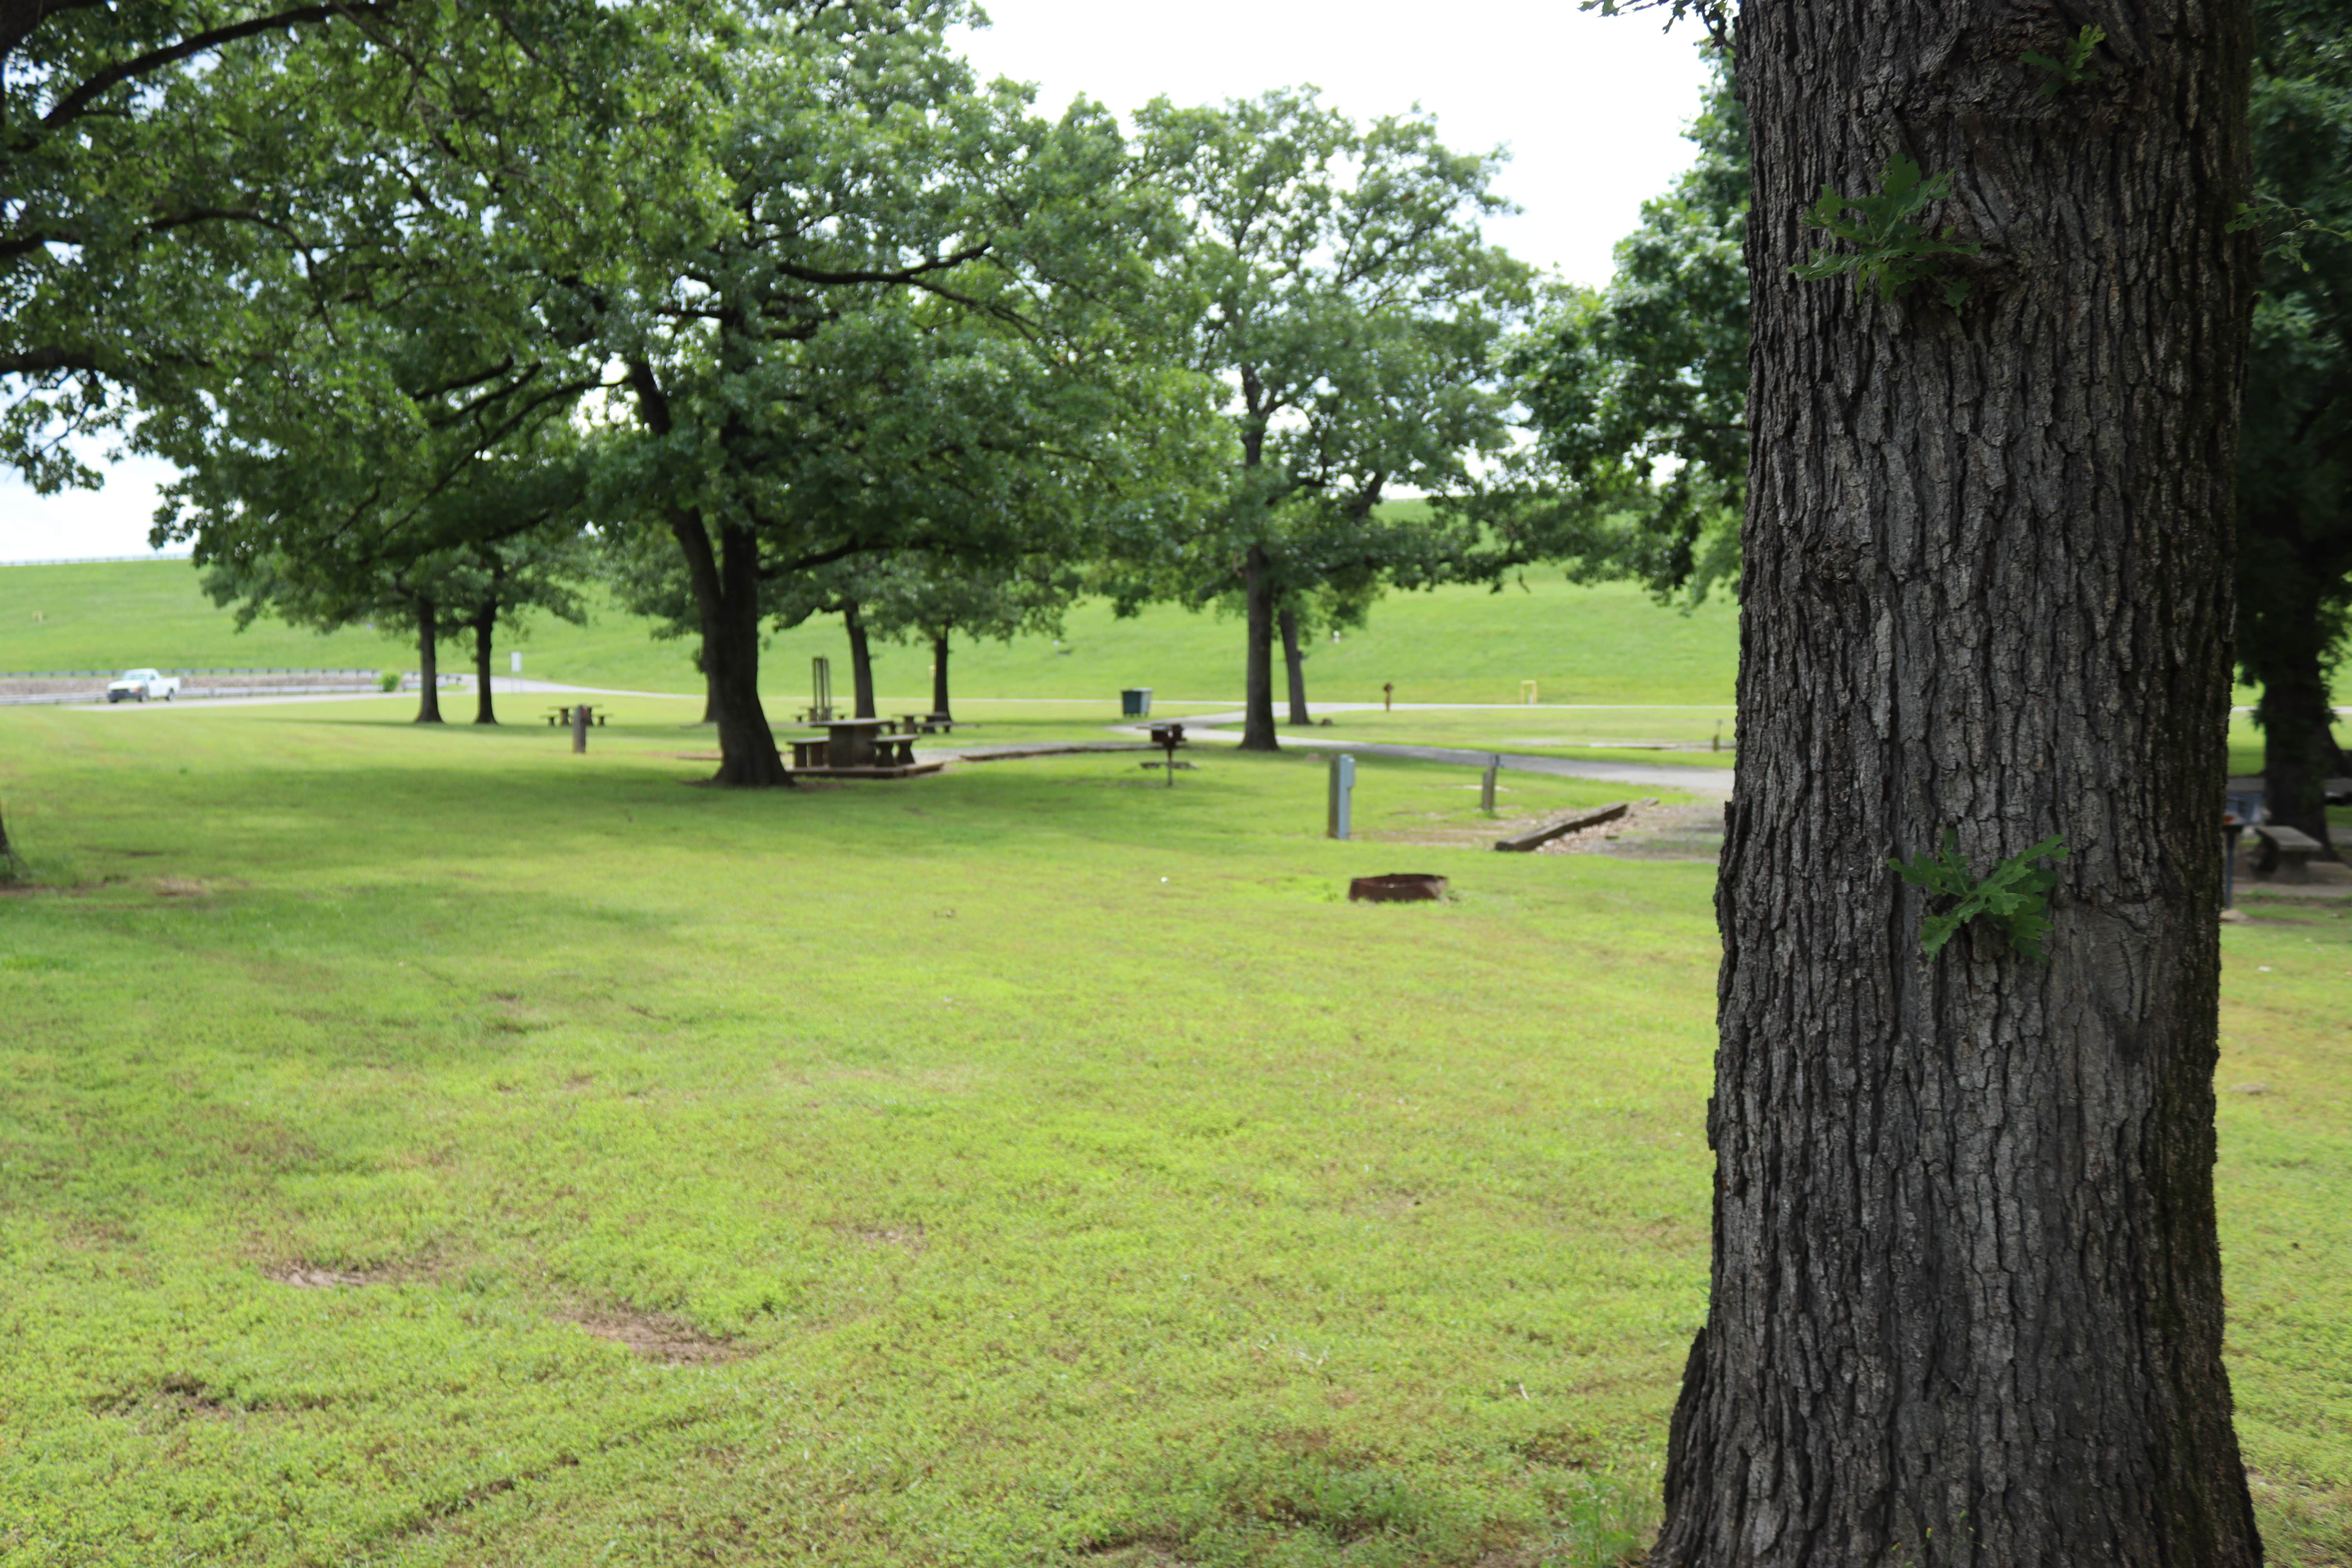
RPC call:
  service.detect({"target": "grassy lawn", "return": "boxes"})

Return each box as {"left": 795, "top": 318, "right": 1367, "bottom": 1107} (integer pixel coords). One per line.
{"left": 2, "top": 696, "right": 2347, "bottom": 1565}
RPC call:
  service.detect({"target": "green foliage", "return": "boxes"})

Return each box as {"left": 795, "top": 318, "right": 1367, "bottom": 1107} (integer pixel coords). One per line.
{"left": 2231, "top": 192, "right": 2352, "bottom": 271}
{"left": 1890, "top": 832, "right": 2069, "bottom": 962}
{"left": 2, "top": 3, "right": 619, "bottom": 493}
{"left": 1793, "top": 156, "right": 1982, "bottom": 307}
{"left": 2022, "top": 25, "right": 2107, "bottom": 98}
{"left": 1510, "top": 51, "right": 1747, "bottom": 606}
{"left": 1120, "top": 87, "right": 1531, "bottom": 723}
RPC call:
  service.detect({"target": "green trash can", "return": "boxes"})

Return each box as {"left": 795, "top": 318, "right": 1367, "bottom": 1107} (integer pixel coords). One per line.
{"left": 1121, "top": 688, "right": 1152, "bottom": 718}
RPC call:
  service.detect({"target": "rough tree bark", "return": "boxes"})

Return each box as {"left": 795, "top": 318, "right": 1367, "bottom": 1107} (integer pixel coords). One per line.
{"left": 1655, "top": 6, "right": 2262, "bottom": 1566}
{"left": 1240, "top": 543, "right": 1279, "bottom": 751}
{"left": 844, "top": 600, "right": 877, "bottom": 719}
{"left": 1278, "top": 604, "right": 1314, "bottom": 725}
{"left": 412, "top": 597, "right": 442, "bottom": 725}
{"left": 931, "top": 628, "right": 953, "bottom": 720}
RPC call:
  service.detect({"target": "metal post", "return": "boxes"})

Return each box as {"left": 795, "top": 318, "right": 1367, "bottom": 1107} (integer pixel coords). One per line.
{"left": 1481, "top": 755, "right": 1499, "bottom": 815}
{"left": 571, "top": 704, "right": 588, "bottom": 754}
{"left": 1327, "top": 753, "right": 1355, "bottom": 840}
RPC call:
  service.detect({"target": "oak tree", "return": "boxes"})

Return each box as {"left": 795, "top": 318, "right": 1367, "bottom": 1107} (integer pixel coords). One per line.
{"left": 1133, "top": 90, "right": 1528, "bottom": 749}
{"left": 1621, "top": 3, "right": 2269, "bottom": 1564}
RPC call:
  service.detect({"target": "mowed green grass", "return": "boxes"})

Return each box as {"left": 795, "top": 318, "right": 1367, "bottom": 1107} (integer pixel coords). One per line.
{"left": 2, "top": 702, "right": 1708, "bottom": 1567}
{"left": 2, "top": 699, "right": 2348, "bottom": 1565}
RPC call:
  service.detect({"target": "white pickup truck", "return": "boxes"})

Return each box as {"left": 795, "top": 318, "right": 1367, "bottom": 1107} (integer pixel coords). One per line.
{"left": 106, "top": 668, "right": 180, "bottom": 703}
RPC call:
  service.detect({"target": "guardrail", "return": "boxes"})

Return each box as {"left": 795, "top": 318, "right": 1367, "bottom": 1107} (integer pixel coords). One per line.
{"left": 0, "top": 685, "right": 388, "bottom": 707}
{"left": 0, "top": 554, "right": 195, "bottom": 567}
{"left": 0, "top": 667, "right": 384, "bottom": 677}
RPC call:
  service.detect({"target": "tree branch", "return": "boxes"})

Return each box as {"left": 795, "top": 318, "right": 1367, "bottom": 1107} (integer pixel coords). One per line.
{"left": 38, "top": 3, "right": 406, "bottom": 134}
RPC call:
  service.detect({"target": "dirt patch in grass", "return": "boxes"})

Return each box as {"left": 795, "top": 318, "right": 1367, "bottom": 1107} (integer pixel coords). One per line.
{"left": 833, "top": 1219, "right": 927, "bottom": 1256}
{"left": 265, "top": 1261, "right": 412, "bottom": 1288}
{"left": 152, "top": 876, "right": 212, "bottom": 897}
{"left": 559, "top": 1307, "right": 746, "bottom": 1366}
{"left": 1538, "top": 799, "right": 1722, "bottom": 861}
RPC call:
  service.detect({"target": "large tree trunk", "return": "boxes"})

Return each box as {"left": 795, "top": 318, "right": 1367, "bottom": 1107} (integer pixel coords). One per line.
{"left": 470, "top": 598, "right": 498, "bottom": 726}
{"left": 669, "top": 512, "right": 788, "bottom": 786}
{"left": 931, "top": 628, "right": 952, "bottom": 720}
{"left": 1656, "top": 11, "right": 2261, "bottom": 1567}
{"left": 1278, "top": 603, "right": 1313, "bottom": 726}
{"left": 844, "top": 600, "right": 877, "bottom": 719}
{"left": 631, "top": 358, "right": 787, "bottom": 785}
{"left": 1239, "top": 543, "right": 1279, "bottom": 751}
{"left": 412, "top": 597, "right": 443, "bottom": 725}
{"left": 2252, "top": 577, "right": 2343, "bottom": 855}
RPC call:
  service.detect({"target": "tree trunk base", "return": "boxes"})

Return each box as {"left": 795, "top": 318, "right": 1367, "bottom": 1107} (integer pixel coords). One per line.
{"left": 705, "top": 755, "right": 796, "bottom": 788}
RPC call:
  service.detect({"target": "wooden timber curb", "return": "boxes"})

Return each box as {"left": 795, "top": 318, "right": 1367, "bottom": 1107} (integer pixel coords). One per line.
{"left": 1492, "top": 800, "right": 1630, "bottom": 853}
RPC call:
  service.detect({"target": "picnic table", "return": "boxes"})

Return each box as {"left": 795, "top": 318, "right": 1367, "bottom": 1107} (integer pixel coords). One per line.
{"left": 786, "top": 715, "right": 940, "bottom": 778}
{"left": 544, "top": 704, "right": 607, "bottom": 727}
{"left": 897, "top": 711, "right": 959, "bottom": 734}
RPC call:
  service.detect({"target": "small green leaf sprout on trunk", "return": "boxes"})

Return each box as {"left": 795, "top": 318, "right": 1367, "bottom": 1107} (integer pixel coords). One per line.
{"left": 1891, "top": 832, "right": 2069, "bottom": 962}
{"left": 1793, "top": 156, "right": 1981, "bottom": 308}
{"left": 2023, "top": 25, "right": 2107, "bottom": 98}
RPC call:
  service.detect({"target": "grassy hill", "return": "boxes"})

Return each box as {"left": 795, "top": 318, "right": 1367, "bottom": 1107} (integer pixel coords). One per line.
{"left": 0, "top": 557, "right": 1743, "bottom": 706}
{"left": 7, "top": 559, "right": 2339, "bottom": 744}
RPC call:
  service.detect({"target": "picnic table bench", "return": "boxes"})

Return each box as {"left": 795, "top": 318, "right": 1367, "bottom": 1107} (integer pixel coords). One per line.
{"left": 2253, "top": 823, "right": 2328, "bottom": 882}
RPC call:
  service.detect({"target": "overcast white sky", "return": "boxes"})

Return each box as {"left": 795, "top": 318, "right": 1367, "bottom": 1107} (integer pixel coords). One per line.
{"left": 0, "top": 2, "right": 1712, "bottom": 563}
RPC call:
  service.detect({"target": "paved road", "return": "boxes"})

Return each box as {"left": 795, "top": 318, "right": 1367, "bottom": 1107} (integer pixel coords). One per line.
{"left": 52, "top": 676, "right": 697, "bottom": 712}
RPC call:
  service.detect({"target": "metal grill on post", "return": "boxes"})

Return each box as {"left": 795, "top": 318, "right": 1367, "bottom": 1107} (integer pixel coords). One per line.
{"left": 1480, "top": 755, "right": 1499, "bottom": 815}
{"left": 1147, "top": 722, "right": 1185, "bottom": 785}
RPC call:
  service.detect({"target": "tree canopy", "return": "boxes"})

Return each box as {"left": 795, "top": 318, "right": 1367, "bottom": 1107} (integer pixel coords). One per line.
{"left": 1511, "top": 48, "right": 1746, "bottom": 603}
{"left": 1129, "top": 88, "right": 1530, "bottom": 750}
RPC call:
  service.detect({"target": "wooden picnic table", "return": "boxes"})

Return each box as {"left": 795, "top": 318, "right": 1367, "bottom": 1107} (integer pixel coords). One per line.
{"left": 896, "top": 711, "right": 958, "bottom": 734}
{"left": 789, "top": 715, "right": 919, "bottom": 771}
{"left": 544, "top": 704, "right": 607, "bottom": 727}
